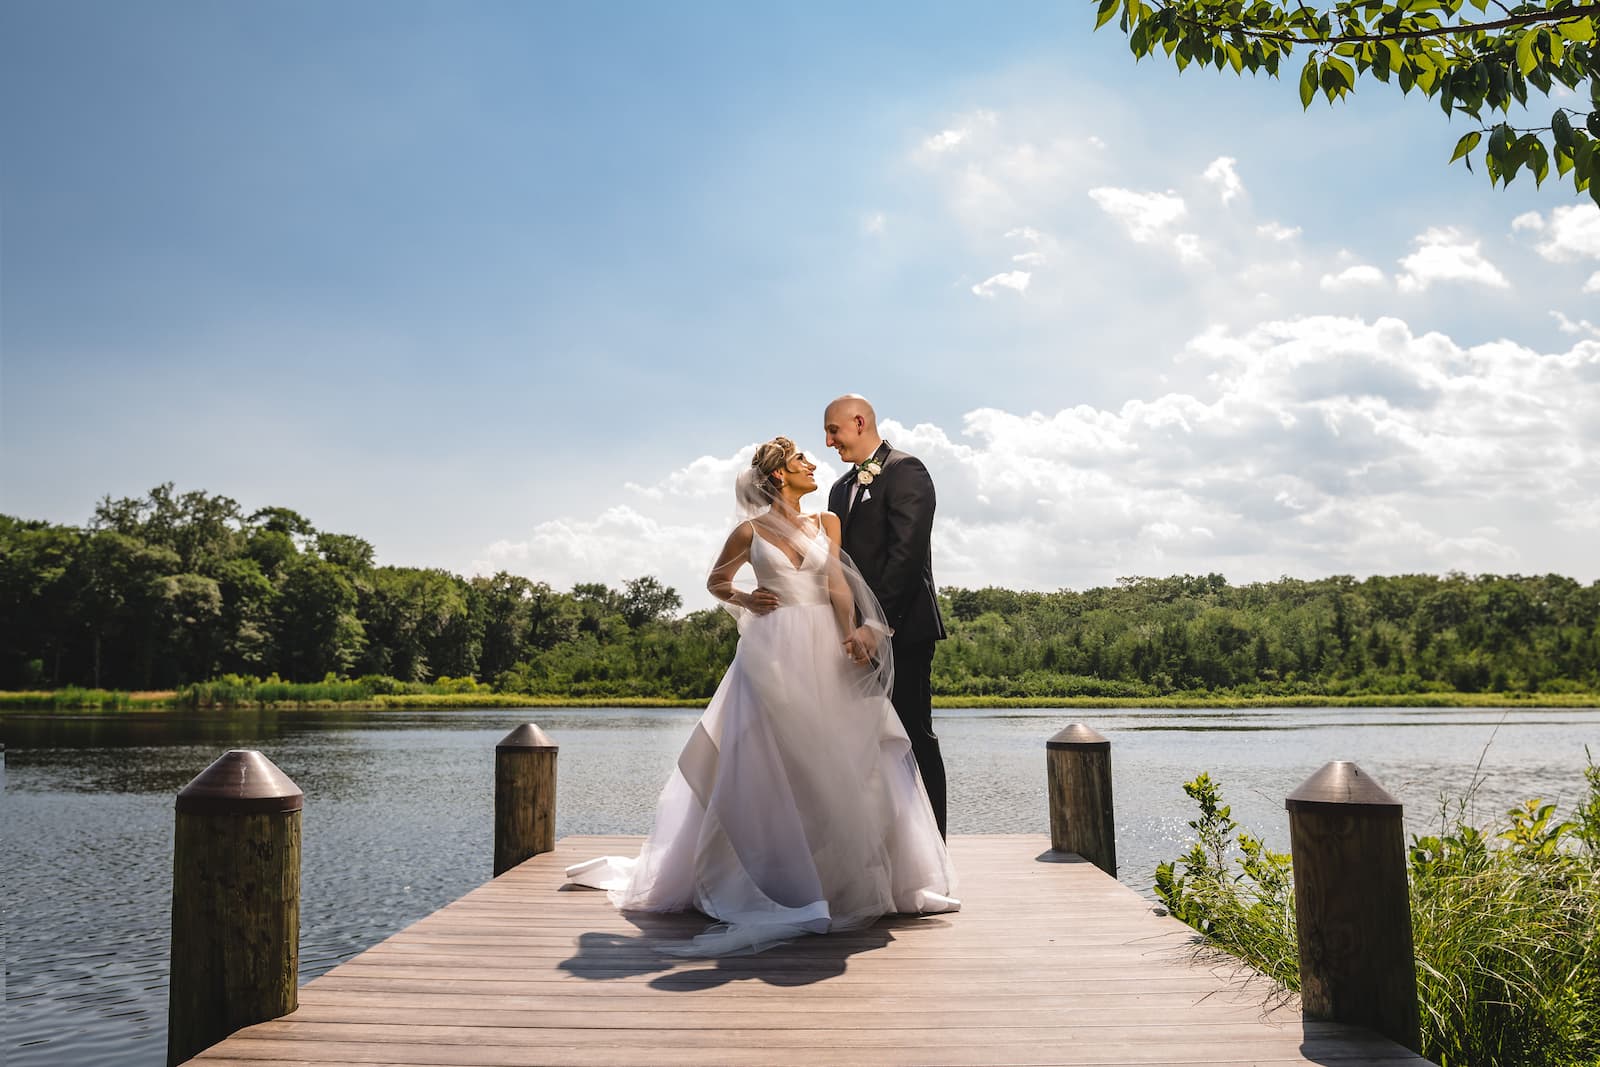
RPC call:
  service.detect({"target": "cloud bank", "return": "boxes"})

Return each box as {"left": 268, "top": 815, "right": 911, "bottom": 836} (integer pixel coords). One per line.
{"left": 478, "top": 316, "right": 1600, "bottom": 608}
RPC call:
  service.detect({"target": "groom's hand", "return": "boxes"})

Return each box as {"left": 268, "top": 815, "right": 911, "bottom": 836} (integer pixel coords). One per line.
{"left": 843, "top": 625, "right": 878, "bottom": 666}
{"left": 746, "top": 587, "right": 780, "bottom": 615}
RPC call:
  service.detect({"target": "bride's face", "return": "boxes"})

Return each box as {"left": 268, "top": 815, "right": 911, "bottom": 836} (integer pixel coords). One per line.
{"left": 781, "top": 451, "right": 818, "bottom": 495}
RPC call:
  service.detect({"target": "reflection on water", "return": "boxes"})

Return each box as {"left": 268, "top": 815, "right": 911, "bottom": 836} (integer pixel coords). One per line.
{"left": 4, "top": 704, "right": 1596, "bottom": 1065}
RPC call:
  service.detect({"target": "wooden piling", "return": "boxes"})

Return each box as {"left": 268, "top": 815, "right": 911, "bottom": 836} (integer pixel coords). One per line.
{"left": 494, "top": 723, "right": 558, "bottom": 876}
{"left": 1046, "top": 723, "right": 1117, "bottom": 876}
{"left": 167, "top": 749, "right": 302, "bottom": 1066}
{"left": 1286, "top": 760, "right": 1421, "bottom": 1053}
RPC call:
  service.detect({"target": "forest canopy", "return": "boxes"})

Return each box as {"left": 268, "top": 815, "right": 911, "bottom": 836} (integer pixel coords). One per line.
{"left": 4, "top": 485, "right": 1599, "bottom": 699}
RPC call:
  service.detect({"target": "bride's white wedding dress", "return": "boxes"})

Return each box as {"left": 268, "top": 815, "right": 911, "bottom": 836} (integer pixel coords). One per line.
{"left": 565, "top": 521, "right": 958, "bottom": 956}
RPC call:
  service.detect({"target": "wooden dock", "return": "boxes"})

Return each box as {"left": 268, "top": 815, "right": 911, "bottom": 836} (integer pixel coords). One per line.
{"left": 187, "top": 834, "right": 1431, "bottom": 1067}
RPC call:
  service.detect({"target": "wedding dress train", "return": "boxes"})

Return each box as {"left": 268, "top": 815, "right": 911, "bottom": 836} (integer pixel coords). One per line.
{"left": 565, "top": 524, "right": 958, "bottom": 956}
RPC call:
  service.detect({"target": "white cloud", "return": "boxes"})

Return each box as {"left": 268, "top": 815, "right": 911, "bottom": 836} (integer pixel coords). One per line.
{"left": 971, "top": 270, "right": 1032, "bottom": 298}
{"left": 1516, "top": 204, "right": 1600, "bottom": 262}
{"left": 1396, "top": 227, "right": 1509, "bottom": 292}
{"left": 473, "top": 506, "right": 725, "bottom": 596}
{"left": 1257, "top": 222, "right": 1301, "bottom": 241}
{"left": 624, "top": 449, "right": 753, "bottom": 501}
{"left": 484, "top": 317, "right": 1600, "bottom": 607}
{"left": 913, "top": 108, "right": 1106, "bottom": 239}
{"left": 1171, "top": 233, "right": 1206, "bottom": 264}
{"left": 1087, "top": 186, "right": 1206, "bottom": 263}
{"left": 918, "top": 109, "right": 997, "bottom": 156}
{"left": 1320, "top": 264, "right": 1386, "bottom": 291}
{"left": 1088, "top": 187, "right": 1187, "bottom": 242}
{"left": 1551, "top": 310, "right": 1600, "bottom": 338}
{"left": 1202, "top": 156, "right": 1244, "bottom": 204}
{"left": 862, "top": 211, "right": 887, "bottom": 236}
{"left": 1585, "top": 270, "right": 1600, "bottom": 294}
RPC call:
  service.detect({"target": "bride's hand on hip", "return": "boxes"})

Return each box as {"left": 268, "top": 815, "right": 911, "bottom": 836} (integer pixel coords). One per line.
{"left": 743, "top": 587, "right": 780, "bottom": 615}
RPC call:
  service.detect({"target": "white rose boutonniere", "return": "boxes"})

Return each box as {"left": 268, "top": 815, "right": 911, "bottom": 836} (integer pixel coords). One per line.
{"left": 855, "top": 459, "right": 883, "bottom": 485}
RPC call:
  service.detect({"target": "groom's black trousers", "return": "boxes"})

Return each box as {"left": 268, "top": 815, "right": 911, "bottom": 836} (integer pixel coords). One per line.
{"left": 891, "top": 636, "right": 946, "bottom": 839}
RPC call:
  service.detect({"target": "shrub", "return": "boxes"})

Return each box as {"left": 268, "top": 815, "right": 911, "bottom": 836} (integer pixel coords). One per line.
{"left": 1157, "top": 761, "right": 1600, "bottom": 1066}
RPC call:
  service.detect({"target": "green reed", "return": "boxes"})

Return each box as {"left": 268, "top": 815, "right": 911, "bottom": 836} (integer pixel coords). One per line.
{"left": 0, "top": 687, "right": 152, "bottom": 710}
{"left": 1156, "top": 759, "right": 1600, "bottom": 1067}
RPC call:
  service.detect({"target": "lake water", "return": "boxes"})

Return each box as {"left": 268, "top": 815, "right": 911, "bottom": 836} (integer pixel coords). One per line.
{"left": 4, "top": 704, "right": 1597, "bottom": 1065}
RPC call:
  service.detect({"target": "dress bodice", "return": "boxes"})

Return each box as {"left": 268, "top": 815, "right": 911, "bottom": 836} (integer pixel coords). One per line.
{"left": 748, "top": 524, "right": 831, "bottom": 608}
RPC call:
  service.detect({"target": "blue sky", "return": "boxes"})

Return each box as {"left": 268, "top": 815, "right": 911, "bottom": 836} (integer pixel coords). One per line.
{"left": 5, "top": 1, "right": 1598, "bottom": 608}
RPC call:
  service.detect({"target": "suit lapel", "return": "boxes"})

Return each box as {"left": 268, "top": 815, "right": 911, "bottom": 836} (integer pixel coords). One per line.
{"left": 842, "top": 443, "right": 890, "bottom": 539}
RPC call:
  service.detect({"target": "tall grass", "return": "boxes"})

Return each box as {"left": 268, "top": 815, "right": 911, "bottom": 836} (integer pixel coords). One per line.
{"left": 173, "top": 673, "right": 495, "bottom": 708}
{"left": 177, "top": 675, "right": 373, "bottom": 707}
{"left": 1156, "top": 759, "right": 1600, "bottom": 1066}
{"left": 0, "top": 688, "right": 165, "bottom": 711}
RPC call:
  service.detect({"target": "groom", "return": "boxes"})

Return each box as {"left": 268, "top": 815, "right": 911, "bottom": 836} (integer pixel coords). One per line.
{"left": 824, "top": 394, "right": 948, "bottom": 838}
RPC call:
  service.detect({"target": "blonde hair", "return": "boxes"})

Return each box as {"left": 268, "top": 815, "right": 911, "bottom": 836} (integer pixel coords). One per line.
{"left": 749, "top": 436, "right": 796, "bottom": 501}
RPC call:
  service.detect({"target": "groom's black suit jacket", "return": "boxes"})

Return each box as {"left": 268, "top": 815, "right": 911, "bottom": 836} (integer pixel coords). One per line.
{"left": 827, "top": 442, "right": 947, "bottom": 644}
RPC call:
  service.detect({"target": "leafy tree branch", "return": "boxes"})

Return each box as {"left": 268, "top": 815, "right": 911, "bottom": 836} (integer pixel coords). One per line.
{"left": 1095, "top": 0, "right": 1600, "bottom": 200}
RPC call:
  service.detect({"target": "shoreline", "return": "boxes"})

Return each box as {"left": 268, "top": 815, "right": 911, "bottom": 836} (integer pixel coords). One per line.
{"left": 3, "top": 690, "right": 1599, "bottom": 713}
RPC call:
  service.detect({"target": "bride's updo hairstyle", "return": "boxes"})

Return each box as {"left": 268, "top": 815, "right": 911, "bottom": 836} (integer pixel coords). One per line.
{"left": 739, "top": 436, "right": 796, "bottom": 509}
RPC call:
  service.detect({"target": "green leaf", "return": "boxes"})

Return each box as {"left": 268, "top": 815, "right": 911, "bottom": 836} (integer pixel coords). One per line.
{"left": 1299, "top": 56, "right": 1319, "bottom": 108}
{"left": 1554, "top": 108, "right": 1574, "bottom": 148}
{"left": 1450, "top": 130, "right": 1482, "bottom": 163}
{"left": 1529, "top": 137, "right": 1550, "bottom": 186}
{"left": 1096, "top": 0, "right": 1121, "bottom": 31}
{"left": 1516, "top": 32, "right": 1538, "bottom": 76}
{"left": 1558, "top": 17, "right": 1595, "bottom": 43}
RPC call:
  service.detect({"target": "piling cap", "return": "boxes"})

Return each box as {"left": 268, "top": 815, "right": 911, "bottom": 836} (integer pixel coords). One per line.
{"left": 1286, "top": 760, "right": 1401, "bottom": 815}
{"left": 175, "top": 750, "right": 303, "bottom": 815}
{"left": 1046, "top": 723, "right": 1109, "bottom": 751}
{"left": 497, "top": 723, "right": 558, "bottom": 752}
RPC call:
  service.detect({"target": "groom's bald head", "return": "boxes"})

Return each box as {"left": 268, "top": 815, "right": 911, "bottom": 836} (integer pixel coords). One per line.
{"left": 824, "top": 394, "right": 877, "bottom": 431}
{"left": 823, "top": 394, "right": 882, "bottom": 465}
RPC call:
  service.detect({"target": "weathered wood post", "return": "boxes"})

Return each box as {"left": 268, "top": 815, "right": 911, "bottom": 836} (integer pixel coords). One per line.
{"left": 1046, "top": 724, "right": 1117, "bottom": 876}
{"left": 168, "top": 750, "right": 302, "bottom": 1066}
{"left": 1286, "top": 761, "right": 1421, "bottom": 1053}
{"left": 495, "top": 723, "right": 558, "bottom": 876}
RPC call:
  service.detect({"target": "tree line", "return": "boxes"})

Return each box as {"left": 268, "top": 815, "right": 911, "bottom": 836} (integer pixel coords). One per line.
{"left": 4, "top": 485, "right": 1599, "bottom": 698}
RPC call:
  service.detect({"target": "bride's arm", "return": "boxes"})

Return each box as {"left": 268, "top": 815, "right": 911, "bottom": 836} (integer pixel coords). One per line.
{"left": 819, "top": 513, "right": 857, "bottom": 640}
{"left": 706, "top": 521, "right": 775, "bottom": 614}
{"left": 821, "top": 513, "right": 881, "bottom": 665}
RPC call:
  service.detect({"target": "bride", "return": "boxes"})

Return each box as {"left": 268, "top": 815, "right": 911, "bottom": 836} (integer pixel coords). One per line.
{"left": 564, "top": 436, "right": 958, "bottom": 955}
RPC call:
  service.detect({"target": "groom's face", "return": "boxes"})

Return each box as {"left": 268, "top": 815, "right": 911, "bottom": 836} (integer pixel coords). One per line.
{"left": 824, "top": 407, "right": 870, "bottom": 464}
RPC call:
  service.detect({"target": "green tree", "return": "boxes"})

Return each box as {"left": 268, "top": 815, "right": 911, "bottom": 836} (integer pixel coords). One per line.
{"left": 274, "top": 554, "right": 364, "bottom": 680}
{"left": 0, "top": 518, "right": 81, "bottom": 686}
{"left": 621, "top": 575, "right": 684, "bottom": 627}
{"left": 1097, "top": 0, "right": 1600, "bottom": 199}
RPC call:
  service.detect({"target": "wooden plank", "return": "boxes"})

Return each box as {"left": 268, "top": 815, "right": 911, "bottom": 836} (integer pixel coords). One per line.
{"left": 186, "top": 835, "right": 1430, "bottom": 1067}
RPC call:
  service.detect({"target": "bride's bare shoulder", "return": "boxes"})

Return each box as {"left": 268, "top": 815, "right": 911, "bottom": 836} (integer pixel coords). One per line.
{"left": 815, "top": 511, "right": 841, "bottom": 540}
